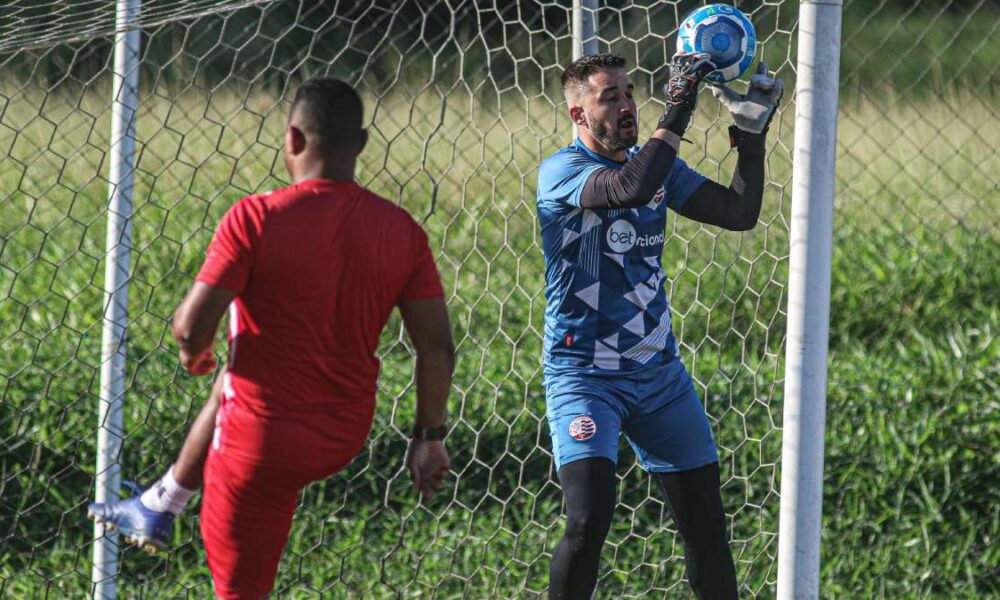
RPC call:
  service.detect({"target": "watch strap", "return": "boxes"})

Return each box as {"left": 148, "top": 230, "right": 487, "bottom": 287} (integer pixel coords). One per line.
{"left": 412, "top": 423, "right": 448, "bottom": 441}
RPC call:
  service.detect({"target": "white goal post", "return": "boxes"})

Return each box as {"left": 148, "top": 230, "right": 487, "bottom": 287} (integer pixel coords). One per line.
{"left": 777, "top": 2, "right": 842, "bottom": 599}
{"left": 93, "top": 1, "right": 142, "bottom": 598}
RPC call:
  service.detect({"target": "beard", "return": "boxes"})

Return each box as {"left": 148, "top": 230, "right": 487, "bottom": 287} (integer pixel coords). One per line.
{"left": 590, "top": 116, "right": 638, "bottom": 152}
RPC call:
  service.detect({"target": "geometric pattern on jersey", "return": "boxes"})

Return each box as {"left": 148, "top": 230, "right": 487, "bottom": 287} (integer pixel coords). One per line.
{"left": 537, "top": 139, "right": 706, "bottom": 372}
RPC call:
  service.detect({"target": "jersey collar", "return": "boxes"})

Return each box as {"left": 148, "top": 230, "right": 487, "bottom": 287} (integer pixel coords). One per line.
{"left": 295, "top": 178, "right": 359, "bottom": 189}
{"left": 574, "top": 137, "right": 635, "bottom": 168}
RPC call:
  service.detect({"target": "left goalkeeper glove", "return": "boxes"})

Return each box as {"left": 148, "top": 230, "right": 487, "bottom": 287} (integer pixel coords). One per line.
{"left": 658, "top": 52, "right": 716, "bottom": 137}
{"left": 709, "top": 61, "right": 784, "bottom": 134}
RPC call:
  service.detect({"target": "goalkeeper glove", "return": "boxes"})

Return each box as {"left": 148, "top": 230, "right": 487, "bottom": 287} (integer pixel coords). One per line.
{"left": 658, "top": 52, "right": 716, "bottom": 137}
{"left": 710, "top": 61, "right": 784, "bottom": 135}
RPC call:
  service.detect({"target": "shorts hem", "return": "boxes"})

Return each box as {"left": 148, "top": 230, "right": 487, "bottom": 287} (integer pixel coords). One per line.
{"left": 556, "top": 451, "right": 617, "bottom": 470}
{"left": 642, "top": 454, "right": 718, "bottom": 474}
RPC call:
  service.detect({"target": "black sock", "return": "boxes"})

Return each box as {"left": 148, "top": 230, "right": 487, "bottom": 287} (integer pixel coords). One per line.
{"left": 548, "top": 458, "right": 617, "bottom": 600}
{"left": 655, "top": 462, "right": 738, "bottom": 600}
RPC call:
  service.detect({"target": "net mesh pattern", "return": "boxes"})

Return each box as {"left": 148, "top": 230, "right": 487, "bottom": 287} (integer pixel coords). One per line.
{"left": 1, "top": 0, "right": 996, "bottom": 597}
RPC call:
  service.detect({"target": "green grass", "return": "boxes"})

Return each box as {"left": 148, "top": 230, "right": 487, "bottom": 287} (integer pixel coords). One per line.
{"left": 1, "top": 68, "right": 998, "bottom": 600}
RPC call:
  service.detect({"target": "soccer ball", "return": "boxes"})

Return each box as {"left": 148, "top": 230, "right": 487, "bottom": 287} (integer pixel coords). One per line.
{"left": 676, "top": 4, "right": 757, "bottom": 84}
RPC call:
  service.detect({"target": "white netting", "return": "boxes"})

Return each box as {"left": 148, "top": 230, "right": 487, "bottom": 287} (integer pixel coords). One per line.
{"left": 0, "top": 0, "right": 273, "bottom": 52}
{"left": 1, "top": 1, "right": 996, "bottom": 598}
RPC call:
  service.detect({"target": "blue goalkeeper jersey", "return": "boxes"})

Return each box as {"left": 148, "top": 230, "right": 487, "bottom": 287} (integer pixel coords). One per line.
{"left": 536, "top": 138, "right": 706, "bottom": 373}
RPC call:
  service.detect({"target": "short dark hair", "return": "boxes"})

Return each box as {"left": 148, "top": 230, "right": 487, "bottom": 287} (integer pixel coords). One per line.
{"left": 290, "top": 77, "right": 364, "bottom": 153}
{"left": 560, "top": 53, "right": 627, "bottom": 100}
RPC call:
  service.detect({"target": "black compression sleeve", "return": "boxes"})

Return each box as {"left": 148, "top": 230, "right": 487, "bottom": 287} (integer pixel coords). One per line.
{"left": 578, "top": 138, "right": 678, "bottom": 210}
{"left": 677, "top": 128, "right": 767, "bottom": 231}
{"left": 726, "top": 127, "right": 767, "bottom": 228}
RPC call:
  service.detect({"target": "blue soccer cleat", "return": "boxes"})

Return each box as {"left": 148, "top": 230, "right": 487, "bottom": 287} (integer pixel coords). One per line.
{"left": 88, "top": 483, "right": 174, "bottom": 553}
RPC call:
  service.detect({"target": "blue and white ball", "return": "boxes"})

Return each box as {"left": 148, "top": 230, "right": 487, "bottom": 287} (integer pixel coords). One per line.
{"left": 676, "top": 4, "right": 756, "bottom": 84}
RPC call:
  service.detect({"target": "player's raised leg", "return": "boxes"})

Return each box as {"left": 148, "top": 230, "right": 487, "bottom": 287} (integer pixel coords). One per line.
{"left": 171, "top": 372, "right": 223, "bottom": 490}
{"left": 199, "top": 439, "right": 335, "bottom": 600}
{"left": 88, "top": 372, "right": 223, "bottom": 552}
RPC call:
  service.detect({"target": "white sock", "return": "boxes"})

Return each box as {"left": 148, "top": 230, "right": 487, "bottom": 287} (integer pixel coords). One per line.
{"left": 140, "top": 466, "right": 197, "bottom": 515}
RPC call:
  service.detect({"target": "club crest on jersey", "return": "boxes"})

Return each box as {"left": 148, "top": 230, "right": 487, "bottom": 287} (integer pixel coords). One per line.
{"left": 568, "top": 415, "right": 597, "bottom": 441}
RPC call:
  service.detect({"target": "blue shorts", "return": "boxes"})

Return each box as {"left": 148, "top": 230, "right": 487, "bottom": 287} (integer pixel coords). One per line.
{"left": 545, "top": 359, "right": 718, "bottom": 473}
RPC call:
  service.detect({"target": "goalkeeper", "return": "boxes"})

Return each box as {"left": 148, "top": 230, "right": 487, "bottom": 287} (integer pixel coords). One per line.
{"left": 537, "top": 53, "right": 782, "bottom": 599}
{"left": 89, "top": 78, "right": 455, "bottom": 599}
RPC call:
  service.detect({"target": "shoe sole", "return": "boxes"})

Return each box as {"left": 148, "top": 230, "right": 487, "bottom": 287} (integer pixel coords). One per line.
{"left": 87, "top": 510, "right": 165, "bottom": 554}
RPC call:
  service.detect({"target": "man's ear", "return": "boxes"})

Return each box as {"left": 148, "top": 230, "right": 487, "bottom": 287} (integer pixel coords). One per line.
{"left": 286, "top": 125, "right": 307, "bottom": 155}
{"left": 569, "top": 105, "right": 587, "bottom": 129}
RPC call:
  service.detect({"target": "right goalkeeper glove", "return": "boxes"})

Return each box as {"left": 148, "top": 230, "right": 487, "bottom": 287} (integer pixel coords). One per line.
{"left": 710, "top": 61, "right": 784, "bottom": 135}
{"left": 658, "top": 52, "right": 716, "bottom": 137}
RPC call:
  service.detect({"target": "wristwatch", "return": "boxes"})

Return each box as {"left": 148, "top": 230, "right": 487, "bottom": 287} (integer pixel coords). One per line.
{"left": 411, "top": 423, "right": 448, "bottom": 441}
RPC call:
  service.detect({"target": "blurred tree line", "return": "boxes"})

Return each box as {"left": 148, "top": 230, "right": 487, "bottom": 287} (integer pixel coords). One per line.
{"left": 0, "top": 0, "right": 996, "bottom": 96}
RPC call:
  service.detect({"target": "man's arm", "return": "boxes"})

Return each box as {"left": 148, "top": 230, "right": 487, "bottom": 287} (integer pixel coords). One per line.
{"left": 579, "top": 53, "right": 714, "bottom": 210}
{"left": 678, "top": 63, "right": 783, "bottom": 231}
{"left": 399, "top": 296, "right": 454, "bottom": 429}
{"left": 399, "top": 296, "right": 455, "bottom": 499}
{"left": 579, "top": 132, "right": 679, "bottom": 209}
{"left": 675, "top": 130, "right": 767, "bottom": 231}
{"left": 172, "top": 281, "right": 236, "bottom": 376}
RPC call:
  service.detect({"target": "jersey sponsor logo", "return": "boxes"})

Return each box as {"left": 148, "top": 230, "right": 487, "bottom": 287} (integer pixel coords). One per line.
{"left": 606, "top": 219, "right": 664, "bottom": 253}
{"left": 606, "top": 219, "right": 636, "bottom": 252}
{"left": 568, "top": 415, "right": 597, "bottom": 441}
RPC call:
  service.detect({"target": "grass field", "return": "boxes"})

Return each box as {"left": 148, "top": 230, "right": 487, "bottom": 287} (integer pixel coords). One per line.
{"left": 0, "top": 67, "right": 998, "bottom": 599}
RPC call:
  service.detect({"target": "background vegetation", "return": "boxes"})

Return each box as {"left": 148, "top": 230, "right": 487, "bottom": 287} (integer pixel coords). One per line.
{"left": 0, "top": 0, "right": 997, "bottom": 597}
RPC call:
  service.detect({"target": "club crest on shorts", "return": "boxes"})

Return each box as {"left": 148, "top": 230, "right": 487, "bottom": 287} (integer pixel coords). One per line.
{"left": 568, "top": 415, "right": 597, "bottom": 441}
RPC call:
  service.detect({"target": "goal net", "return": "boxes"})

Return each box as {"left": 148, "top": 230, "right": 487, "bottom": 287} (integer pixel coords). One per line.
{"left": 1, "top": 0, "right": 995, "bottom": 598}
{"left": 0, "top": 1, "right": 791, "bottom": 595}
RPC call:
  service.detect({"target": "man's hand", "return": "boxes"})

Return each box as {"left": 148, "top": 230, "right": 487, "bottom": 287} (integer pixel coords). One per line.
{"left": 180, "top": 344, "right": 217, "bottom": 376}
{"left": 406, "top": 439, "right": 450, "bottom": 500}
{"left": 172, "top": 281, "right": 234, "bottom": 376}
{"left": 710, "top": 61, "right": 784, "bottom": 134}
{"left": 658, "top": 52, "right": 716, "bottom": 136}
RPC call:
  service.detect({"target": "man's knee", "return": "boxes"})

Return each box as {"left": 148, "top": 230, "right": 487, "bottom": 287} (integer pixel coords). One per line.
{"left": 563, "top": 505, "right": 613, "bottom": 550}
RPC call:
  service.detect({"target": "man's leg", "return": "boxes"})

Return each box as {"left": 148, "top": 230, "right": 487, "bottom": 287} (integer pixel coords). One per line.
{"left": 142, "top": 371, "right": 224, "bottom": 503}
{"left": 544, "top": 374, "right": 630, "bottom": 600}
{"left": 88, "top": 372, "right": 224, "bottom": 551}
{"left": 200, "top": 386, "right": 376, "bottom": 599}
{"left": 623, "top": 361, "right": 735, "bottom": 599}
{"left": 655, "top": 463, "right": 737, "bottom": 600}
{"left": 200, "top": 444, "right": 302, "bottom": 600}
{"left": 549, "top": 457, "right": 617, "bottom": 600}
{"left": 173, "top": 372, "right": 223, "bottom": 487}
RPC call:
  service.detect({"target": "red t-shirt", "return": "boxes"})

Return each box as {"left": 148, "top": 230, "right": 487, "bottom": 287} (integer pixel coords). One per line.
{"left": 196, "top": 179, "right": 443, "bottom": 467}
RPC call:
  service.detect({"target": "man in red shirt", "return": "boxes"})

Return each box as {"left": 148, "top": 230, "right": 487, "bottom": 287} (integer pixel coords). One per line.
{"left": 89, "top": 78, "right": 455, "bottom": 599}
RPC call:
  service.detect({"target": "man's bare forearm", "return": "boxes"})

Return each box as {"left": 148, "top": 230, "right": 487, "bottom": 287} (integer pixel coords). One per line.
{"left": 414, "top": 349, "right": 454, "bottom": 429}
{"left": 171, "top": 281, "right": 236, "bottom": 374}
{"left": 172, "top": 324, "right": 215, "bottom": 357}
{"left": 399, "top": 297, "right": 455, "bottom": 430}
